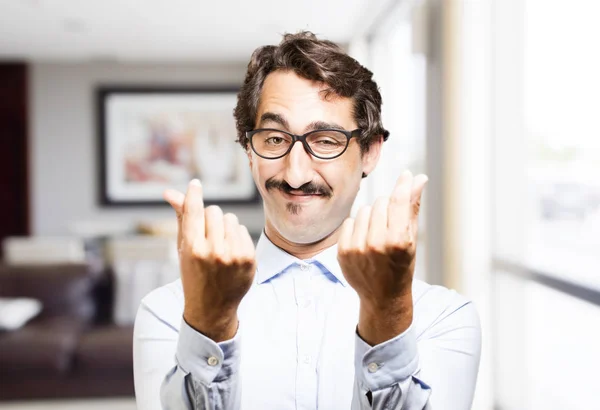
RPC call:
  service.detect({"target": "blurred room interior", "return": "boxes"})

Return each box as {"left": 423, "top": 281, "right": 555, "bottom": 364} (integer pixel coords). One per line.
{"left": 0, "top": 0, "right": 598, "bottom": 409}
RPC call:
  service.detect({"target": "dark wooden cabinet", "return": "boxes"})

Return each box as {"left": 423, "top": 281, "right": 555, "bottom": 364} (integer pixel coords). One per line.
{"left": 0, "top": 63, "right": 30, "bottom": 256}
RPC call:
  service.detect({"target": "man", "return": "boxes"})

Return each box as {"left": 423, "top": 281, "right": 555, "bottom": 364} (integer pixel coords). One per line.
{"left": 133, "top": 31, "right": 481, "bottom": 410}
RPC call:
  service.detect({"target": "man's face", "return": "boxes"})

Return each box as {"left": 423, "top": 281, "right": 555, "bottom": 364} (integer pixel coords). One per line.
{"left": 248, "top": 70, "right": 382, "bottom": 244}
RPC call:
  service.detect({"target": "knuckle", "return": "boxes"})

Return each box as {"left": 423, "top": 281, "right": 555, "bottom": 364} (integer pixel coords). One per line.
{"left": 191, "top": 246, "right": 208, "bottom": 260}
{"left": 375, "top": 196, "right": 389, "bottom": 207}
{"left": 243, "top": 256, "right": 256, "bottom": 267}
{"left": 345, "top": 247, "right": 361, "bottom": 257}
{"left": 213, "top": 253, "right": 231, "bottom": 266}
{"left": 338, "top": 244, "right": 357, "bottom": 256}
{"left": 204, "top": 205, "right": 223, "bottom": 217}
{"left": 224, "top": 212, "right": 239, "bottom": 223}
{"left": 387, "top": 237, "right": 414, "bottom": 252}
{"left": 365, "top": 241, "right": 385, "bottom": 254}
{"left": 364, "top": 243, "right": 377, "bottom": 254}
{"left": 236, "top": 255, "right": 255, "bottom": 270}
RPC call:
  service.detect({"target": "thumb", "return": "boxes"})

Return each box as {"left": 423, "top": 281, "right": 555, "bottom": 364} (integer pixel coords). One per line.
{"left": 164, "top": 189, "right": 185, "bottom": 213}
{"left": 163, "top": 189, "right": 185, "bottom": 250}
{"left": 410, "top": 174, "right": 428, "bottom": 234}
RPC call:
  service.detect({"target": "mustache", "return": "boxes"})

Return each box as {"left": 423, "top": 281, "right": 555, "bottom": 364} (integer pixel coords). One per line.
{"left": 265, "top": 178, "right": 332, "bottom": 198}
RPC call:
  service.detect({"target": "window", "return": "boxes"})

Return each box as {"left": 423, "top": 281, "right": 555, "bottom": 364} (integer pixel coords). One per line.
{"left": 492, "top": 1, "right": 600, "bottom": 409}
{"left": 524, "top": 0, "right": 600, "bottom": 288}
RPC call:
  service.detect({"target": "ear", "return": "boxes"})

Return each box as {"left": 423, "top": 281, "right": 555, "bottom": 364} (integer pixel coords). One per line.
{"left": 246, "top": 147, "right": 253, "bottom": 168}
{"left": 361, "top": 135, "right": 384, "bottom": 177}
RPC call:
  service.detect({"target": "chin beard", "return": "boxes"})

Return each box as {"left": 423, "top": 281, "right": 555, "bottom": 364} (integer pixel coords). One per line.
{"left": 286, "top": 202, "right": 302, "bottom": 215}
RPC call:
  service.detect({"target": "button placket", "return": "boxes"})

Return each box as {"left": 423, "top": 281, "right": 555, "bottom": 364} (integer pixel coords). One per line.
{"left": 295, "top": 263, "right": 312, "bottom": 307}
{"left": 294, "top": 267, "right": 318, "bottom": 409}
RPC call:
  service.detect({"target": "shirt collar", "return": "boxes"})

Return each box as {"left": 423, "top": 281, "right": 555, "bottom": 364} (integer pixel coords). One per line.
{"left": 255, "top": 232, "right": 348, "bottom": 287}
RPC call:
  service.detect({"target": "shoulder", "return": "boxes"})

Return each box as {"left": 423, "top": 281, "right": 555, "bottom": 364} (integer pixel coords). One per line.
{"left": 412, "top": 279, "right": 480, "bottom": 338}
{"left": 412, "top": 279, "right": 472, "bottom": 311}
{"left": 136, "top": 279, "right": 185, "bottom": 331}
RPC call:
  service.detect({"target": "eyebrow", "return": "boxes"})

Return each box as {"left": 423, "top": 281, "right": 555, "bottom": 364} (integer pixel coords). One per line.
{"left": 258, "top": 112, "right": 348, "bottom": 133}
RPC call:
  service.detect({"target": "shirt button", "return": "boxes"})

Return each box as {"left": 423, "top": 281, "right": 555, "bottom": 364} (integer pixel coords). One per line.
{"left": 207, "top": 356, "right": 219, "bottom": 366}
{"left": 367, "top": 362, "right": 379, "bottom": 373}
{"left": 300, "top": 263, "right": 309, "bottom": 271}
{"left": 303, "top": 355, "right": 311, "bottom": 364}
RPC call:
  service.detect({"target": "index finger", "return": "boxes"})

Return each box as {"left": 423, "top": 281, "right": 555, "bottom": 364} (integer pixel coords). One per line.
{"left": 163, "top": 188, "right": 185, "bottom": 250}
{"left": 387, "top": 170, "right": 413, "bottom": 240}
{"left": 182, "top": 179, "right": 206, "bottom": 250}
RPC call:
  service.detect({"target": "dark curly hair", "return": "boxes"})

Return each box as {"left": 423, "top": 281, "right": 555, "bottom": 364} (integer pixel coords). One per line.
{"left": 233, "top": 31, "right": 389, "bottom": 154}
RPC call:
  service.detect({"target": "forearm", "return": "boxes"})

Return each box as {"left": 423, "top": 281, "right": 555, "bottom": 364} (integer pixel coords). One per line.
{"left": 358, "top": 295, "right": 413, "bottom": 346}
{"left": 183, "top": 300, "right": 239, "bottom": 343}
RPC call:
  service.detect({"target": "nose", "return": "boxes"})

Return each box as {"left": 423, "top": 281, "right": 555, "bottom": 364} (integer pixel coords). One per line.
{"left": 282, "top": 140, "right": 314, "bottom": 189}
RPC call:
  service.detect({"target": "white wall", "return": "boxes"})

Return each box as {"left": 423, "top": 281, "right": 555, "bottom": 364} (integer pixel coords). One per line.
{"left": 30, "top": 62, "right": 265, "bottom": 237}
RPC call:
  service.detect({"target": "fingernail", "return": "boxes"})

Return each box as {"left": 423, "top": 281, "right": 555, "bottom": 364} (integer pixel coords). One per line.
{"left": 190, "top": 179, "right": 201, "bottom": 187}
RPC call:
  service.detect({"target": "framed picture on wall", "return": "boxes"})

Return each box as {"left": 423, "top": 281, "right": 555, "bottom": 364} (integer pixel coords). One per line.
{"left": 97, "top": 86, "right": 259, "bottom": 206}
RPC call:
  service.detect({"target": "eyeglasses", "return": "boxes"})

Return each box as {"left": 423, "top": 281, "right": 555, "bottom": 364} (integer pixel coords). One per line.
{"left": 246, "top": 128, "right": 362, "bottom": 160}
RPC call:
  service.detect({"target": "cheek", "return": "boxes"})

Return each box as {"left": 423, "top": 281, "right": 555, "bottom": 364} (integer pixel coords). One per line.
{"left": 321, "top": 159, "right": 363, "bottom": 195}
{"left": 250, "top": 156, "right": 279, "bottom": 188}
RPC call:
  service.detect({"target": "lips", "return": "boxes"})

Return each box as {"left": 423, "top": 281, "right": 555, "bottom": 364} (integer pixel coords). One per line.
{"left": 288, "top": 191, "right": 319, "bottom": 196}
{"left": 281, "top": 191, "right": 322, "bottom": 202}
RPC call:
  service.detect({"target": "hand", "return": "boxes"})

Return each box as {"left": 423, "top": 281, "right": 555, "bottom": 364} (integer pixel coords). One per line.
{"left": 337, "top": 170, "right": 428, "bottom": 345}
{"left": 164, "top": 179, "right": 256, "bottom": 342}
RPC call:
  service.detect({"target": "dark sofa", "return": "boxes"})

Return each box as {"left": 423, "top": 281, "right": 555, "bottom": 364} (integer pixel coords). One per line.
{"left": 0, "top": 263, "right": 134, "bottom": 400}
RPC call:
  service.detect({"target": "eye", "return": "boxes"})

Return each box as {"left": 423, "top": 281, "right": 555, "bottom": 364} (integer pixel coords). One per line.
{"left": 314, "top": 138, "right": 341, "bottom": 146}
{"left": 265, "top": 136, "right": 286, "bottom": 145}
{"left": 307, "top": 131, "right": 347, "bottom": 148}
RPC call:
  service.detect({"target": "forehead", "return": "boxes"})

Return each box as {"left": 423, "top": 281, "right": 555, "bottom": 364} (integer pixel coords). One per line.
{"left": 256, "top": 70, "right": 356, "bottom": 130}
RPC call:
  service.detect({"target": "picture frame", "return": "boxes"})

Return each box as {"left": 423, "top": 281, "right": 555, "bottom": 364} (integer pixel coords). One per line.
{"left": 97, "top": 86, "right": 260, "bottom": 206}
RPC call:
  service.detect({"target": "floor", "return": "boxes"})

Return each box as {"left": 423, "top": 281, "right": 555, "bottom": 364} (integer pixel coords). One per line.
{"left": 0, "top": 399, "right": 136, "bottom": 410}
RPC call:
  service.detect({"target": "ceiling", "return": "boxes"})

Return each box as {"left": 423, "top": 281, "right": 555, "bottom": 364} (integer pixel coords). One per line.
{"left": 0, "top": 0, "right": 392, "bottom": 63}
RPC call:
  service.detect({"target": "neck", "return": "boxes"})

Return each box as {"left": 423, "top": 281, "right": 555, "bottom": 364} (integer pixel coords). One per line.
{"left": 263, "top": 221, "right": 341, "bottom": 260}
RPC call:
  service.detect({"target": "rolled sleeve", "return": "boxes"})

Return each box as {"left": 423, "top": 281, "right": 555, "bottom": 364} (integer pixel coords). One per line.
{"left": 176, "top": 318, "right": 241, "bottom": 386}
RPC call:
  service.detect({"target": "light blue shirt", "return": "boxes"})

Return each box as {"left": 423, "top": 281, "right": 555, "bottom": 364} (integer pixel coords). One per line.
{"left": 133, "top": 233, "right": 481, "bottom": 409}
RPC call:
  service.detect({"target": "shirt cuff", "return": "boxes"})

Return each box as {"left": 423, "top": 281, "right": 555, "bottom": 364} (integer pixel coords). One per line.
{"left": 354, "top": 324, "right": 419, "bottom": 392}
{"left": 175, "top": 317, "right": 241, "bottom": 386}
